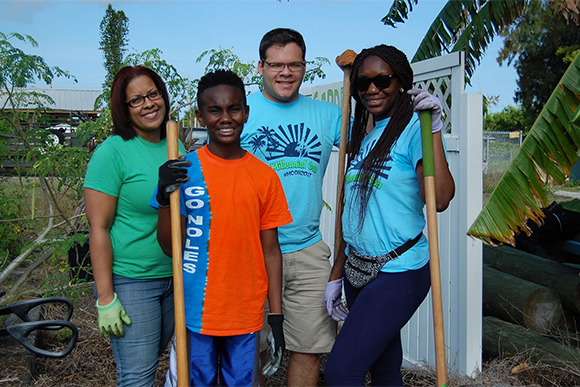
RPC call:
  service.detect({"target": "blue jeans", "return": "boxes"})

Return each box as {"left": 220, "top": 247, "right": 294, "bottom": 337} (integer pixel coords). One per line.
{"left": 97, "top": 274, "right": 175, "bottom": 387}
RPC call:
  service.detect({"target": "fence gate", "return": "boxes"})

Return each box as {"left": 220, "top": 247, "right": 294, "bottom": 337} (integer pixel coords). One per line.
{"left": 302, "top": 51, "right": 483, "bottom": 376}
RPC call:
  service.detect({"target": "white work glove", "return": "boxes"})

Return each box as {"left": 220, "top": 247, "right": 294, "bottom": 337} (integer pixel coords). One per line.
{"left": 407, "top": 88, "right": 443, "bottom": 133}
{"left": 323, "top": 279, "right": 349, "bottom": 322}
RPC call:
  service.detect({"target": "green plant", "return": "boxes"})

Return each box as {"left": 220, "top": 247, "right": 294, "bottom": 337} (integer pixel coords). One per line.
{"left": 0, "top": 188, "right": 25, "bottom": 259}
{"left": 469, "top": 51, "right": 580, "bottom": 245}
{"left": 54, "top": 326, "right": 74, "bottom": 342}
{"left": 485, "top": 105, "right": 530, "bottom": 134}
{"left": 0, "top": 31, "right": 87, "bottom": 305}
{"left": 559, "top": 180, "right": 580, "bottom": 188}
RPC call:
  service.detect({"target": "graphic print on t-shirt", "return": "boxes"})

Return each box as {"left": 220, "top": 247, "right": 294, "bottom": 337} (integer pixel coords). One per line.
{"left": 346, "top": 137, "right": 393, "bottom": 190}
{"left": 246, "top": 123, "right": 322, "bottom": 178}
{"left": 180, "top": 154, "right": 211, "bottom": 332}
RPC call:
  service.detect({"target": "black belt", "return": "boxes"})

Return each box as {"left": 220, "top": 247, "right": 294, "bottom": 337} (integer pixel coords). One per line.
{"left": 350, "top": 232, "right": 423, "bottom": 262}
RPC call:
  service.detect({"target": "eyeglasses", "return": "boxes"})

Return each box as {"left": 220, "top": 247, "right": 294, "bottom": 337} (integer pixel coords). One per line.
{"left": 126, "top": 90, "right": 163, "bottom": 108}
{"left": 355, "top": 75, "right": 396, "bottom": 91}
{"left": 262, "top": 60, "right": 306, "bottom": 72}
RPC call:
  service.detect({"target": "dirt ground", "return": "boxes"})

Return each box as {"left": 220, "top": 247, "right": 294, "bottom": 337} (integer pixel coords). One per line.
{"left": 1, "top": 290, "right": 579, "bottom": 387}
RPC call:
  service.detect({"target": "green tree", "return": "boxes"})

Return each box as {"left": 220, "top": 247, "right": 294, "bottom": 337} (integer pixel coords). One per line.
{"left": 0, "top": 32, "right": 73, "bottom": 88}
{"left": 98, "top": 3, "right": 129, "bottom": 107}
{"left": 498, "top": 0, "right": 580, "bottom": 128}
{"left": 468, "top": 51, "right": 580, "bottom": 245}
{"left": 0, "top": 32, "right": 86, "bottom": 304}
{"left": 484, "top": 105, "right": 529, "bottom": 134}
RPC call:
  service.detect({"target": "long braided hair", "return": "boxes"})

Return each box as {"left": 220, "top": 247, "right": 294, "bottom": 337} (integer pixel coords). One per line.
{"left": 347, "top": 45, "right": 414, "bottom": 231}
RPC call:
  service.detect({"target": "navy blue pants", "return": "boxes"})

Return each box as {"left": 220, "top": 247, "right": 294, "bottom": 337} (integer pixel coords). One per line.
{"left": 325, "top": 263, "right": 431, "bottom": 386}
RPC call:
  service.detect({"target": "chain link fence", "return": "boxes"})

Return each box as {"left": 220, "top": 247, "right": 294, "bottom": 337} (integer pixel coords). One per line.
{"left": 483, "top": 131, "right": 523, "bottom": 173}
{"left": 483, "top": 131, "right": 523, "bottom": 191}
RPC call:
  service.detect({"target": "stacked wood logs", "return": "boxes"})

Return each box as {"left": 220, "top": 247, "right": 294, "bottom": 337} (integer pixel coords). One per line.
{"left": 483, "top": 244, "right": 580, "bottom": 366}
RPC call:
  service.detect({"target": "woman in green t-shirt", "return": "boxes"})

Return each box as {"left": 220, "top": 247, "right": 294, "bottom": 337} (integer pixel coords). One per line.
{"left": 84, "top": 66, "right": 183, "bottom": 387}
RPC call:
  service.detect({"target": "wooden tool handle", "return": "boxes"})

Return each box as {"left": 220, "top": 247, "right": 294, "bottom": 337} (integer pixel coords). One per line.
{"left": 166, "top": 121, "right": 189, "bottom": 386}
{"left": 420, "top": 111, "right": 447, "bottom": 387}
{"left": 334, "top": 67, "right": 351, "bottom": 260}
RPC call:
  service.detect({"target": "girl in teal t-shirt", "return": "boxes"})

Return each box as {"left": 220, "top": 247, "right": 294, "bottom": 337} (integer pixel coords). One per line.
{"left": 325, "top": 45, "right": 455, "bottom": 387}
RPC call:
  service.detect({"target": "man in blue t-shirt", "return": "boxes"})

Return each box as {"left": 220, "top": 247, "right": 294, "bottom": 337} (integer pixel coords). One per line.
{"left": 240, "top": 28, "right": 342, "bottom": 386}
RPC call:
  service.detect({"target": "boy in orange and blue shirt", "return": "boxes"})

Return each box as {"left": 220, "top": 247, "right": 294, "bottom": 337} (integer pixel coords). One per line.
{"left": 152, "top": 70, "right": 292, "bottom": 386}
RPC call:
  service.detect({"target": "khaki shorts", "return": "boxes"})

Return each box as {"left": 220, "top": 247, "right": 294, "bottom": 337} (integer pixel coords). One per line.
{"left": 260, "top": 239, "right": 336, "bottom": 354}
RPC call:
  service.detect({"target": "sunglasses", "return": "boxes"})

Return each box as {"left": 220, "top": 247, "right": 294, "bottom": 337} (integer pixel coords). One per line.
{"left": 355, "top": 75, "right": 395, "bottom": 91}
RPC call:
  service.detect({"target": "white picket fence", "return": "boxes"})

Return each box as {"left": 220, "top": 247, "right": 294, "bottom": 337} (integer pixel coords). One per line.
{"left": 301, "top": 51, "right": 483, "bottom": 376}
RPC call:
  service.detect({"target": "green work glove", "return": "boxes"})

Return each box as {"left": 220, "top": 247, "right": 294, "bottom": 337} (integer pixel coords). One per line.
{"left": 96, "top": 293, "right": 131, "bottom": 338}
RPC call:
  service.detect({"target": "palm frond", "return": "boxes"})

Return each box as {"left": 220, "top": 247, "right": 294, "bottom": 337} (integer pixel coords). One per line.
{"left": 467, "top": 51, "right": 580, "bottom": 245}
{"left": 450, "top": 0, "right": 526, "bottom": 78}
{"left": 381, "top": 0, "right": 419, "bottom": 27}
{"left": 407, "top": 0, "right": 526, "bottom": 79}
{"left": 411, "top": 0, "right": 472, "bottom": 62}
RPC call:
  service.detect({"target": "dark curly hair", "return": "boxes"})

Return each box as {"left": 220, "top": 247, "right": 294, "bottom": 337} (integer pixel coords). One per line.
{"left": 348, "top": 44, "right": 415, "bottom": 231}
{"left": 197, "top": 69, "right": 246, "bottom": 110}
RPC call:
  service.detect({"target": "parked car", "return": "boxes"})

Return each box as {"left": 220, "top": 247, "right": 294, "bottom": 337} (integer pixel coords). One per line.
{"left": 45, "top": 123, "right": 76, "bottom": 146}
{"left": 183, "top": 127, "right": 207, "bottom": 152}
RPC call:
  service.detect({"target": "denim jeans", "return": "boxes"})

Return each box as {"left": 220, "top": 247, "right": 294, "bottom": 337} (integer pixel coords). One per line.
{"left": 97, "top": 274, "right": 175, "bottom": 387}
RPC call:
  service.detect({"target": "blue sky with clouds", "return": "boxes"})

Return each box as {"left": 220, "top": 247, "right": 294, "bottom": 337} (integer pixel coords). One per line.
{"left": 1, "top": 0, "right": 518, "bottom": 112}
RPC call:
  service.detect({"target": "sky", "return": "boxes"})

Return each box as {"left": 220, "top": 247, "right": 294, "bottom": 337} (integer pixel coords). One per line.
{"left": 0, "top": 0, "right": 519, "bottom": 113}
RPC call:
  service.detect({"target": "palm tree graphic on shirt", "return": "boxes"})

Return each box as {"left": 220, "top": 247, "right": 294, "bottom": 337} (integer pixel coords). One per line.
{"left": 249, "top": 123, "right": 322, "bottom": 163}
{"left": 349, "top": 138, "right": 392, "bottom": 183}
{"left": 249, "top": 134, "right": 267, "bottom": 159}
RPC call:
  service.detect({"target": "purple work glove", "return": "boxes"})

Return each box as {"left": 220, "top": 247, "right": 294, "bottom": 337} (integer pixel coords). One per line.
{"left": 323, "top": 279, "right": 349, "bottom": 322}
{"left": 156, "top": 156, "right": 192, "bottom": 207}
{"left": 407, "top": 88, "right": 443, "bottom": 133}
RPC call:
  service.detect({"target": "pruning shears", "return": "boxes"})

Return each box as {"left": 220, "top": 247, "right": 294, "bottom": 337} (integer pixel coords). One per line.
{"left": 0, "top": 297, "right": 78, "bottom": 358}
